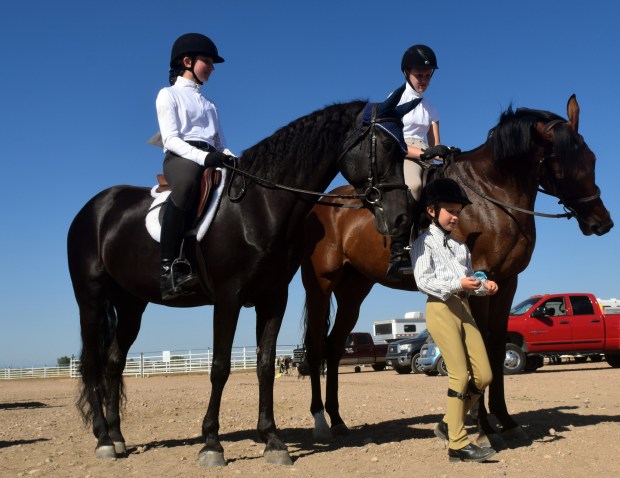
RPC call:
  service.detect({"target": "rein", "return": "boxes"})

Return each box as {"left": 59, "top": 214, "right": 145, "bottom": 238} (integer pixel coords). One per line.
{"left": 223, "top": 103, "right": 407, "bottom": 209}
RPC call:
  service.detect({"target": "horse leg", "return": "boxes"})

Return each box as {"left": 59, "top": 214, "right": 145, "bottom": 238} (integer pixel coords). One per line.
{"left": 302, "top": 281, "right": 333, "bottom": 442}
{"left": 103, "top": 293, "right": 147, "bottom": 455}
{"left": 485, "top": 277, "right": 530, "bottom": 444}
{"left": 76, "top": 286, "right": 120, "bottom": 458}
{"left": 198, "top": 300, "right": 241, "bottom": 467}
{"left": 254, "top": 292, "right": 293, "bottom": 465}
{"left": 325, "top": 272, "right": 374, "bottom": 436}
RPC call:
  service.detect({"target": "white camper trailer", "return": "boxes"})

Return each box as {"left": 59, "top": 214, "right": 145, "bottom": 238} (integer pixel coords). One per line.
{"left": 373, "top": 312, "right": 426, "bottom": 343}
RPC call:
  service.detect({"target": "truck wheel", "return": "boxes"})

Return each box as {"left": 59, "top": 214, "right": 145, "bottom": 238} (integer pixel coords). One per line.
{"left": 605, "top": 354, "right": 620, "bottom": 368}
{"left": 437, "top": 357, "right": 449, "bottom": 376}
{"left": 411, "top": 353, "right": 424, "bottom": 374}
{"left": 395, "top": 365, "right": 412, "bottom": 374}
{"left": 504, "top": 343, "right": 526, "bottom": 375}
{"left": 354, "top": 366, "right": 361, "bottom": 373}
{"left": 372, "top": 364, "right": 386, "bottom": 371}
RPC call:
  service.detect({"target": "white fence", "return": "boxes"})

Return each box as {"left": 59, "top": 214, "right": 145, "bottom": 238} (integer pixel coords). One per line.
{"left": 0, "top": 346, "right": 298, "bottom": 380}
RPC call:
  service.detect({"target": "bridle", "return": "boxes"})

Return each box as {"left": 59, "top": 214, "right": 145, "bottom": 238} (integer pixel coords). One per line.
{"left": 222, "top": 103, "right": 407, "bottom": 209}
{"left": 452, "top": 119, "right": 601, "bottom": 222}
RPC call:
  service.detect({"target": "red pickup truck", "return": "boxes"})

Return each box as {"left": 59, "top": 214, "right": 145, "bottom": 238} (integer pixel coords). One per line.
{"left": 505, "top": 293, "right": 620, "bottom": 374}
{"left": 294, "top": 332, "right": 388, "bottom": 374}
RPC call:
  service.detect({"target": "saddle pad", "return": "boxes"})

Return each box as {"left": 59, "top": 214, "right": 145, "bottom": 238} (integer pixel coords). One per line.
{"left": 145, "top": 168, "right": 228, "bottom": 243}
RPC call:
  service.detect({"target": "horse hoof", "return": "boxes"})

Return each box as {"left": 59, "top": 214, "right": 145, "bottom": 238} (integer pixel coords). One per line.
{"left": 264, "top": 449, "right": 293, "bottom": 465}
{"left": 113, "top": 441, "right": 126, "bottom": 454}
{"left": 198, "top": 450, "right": 227, "bottom": 467}
{"left": 95, "top": 445, "right": 116, "bottom": 459}
{"left": 475, "top": 432, "right": 493, "bottom": 449}
{"left": 312, "top": 427, "right": 333, "bottom": 442}
{"left": 501, "top": 425, "right": 531, "bottom": 445}
{"left": 331, "top": 423, "right": 350, "bottom": 437}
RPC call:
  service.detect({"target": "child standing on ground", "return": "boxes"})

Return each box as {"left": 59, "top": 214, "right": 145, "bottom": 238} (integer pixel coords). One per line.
{"left": 412, "top": 178, "right": 498, "bottom": 463}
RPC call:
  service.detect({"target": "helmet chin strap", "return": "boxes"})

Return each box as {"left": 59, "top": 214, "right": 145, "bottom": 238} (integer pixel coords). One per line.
{"left": 430, "top": 205, "right": 452, "bottom": 245}
{"left": 185, "top": 56, "right": 203, "bottom": 85}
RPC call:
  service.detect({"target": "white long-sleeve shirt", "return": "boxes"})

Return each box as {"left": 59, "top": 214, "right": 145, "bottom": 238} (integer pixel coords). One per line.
{"left": 412, "top": 224, "right": 474, "bottom": 301}
{"left": 397, "top": 82, "right": 440, "bottom": 141}
{"left": 155, "top": 76, "right": 228, "bottom": 166}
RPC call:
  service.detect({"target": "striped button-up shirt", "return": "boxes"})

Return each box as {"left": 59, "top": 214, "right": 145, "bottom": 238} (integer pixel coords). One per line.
{"left": 412, "top": 224, "right": 474, "bottom": 301}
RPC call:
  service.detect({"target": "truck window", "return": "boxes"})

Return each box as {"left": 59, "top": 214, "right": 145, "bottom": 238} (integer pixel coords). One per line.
{"left": 403, "top": 324, "right": 417, "bottom": 333}
{"left": 510, "top": 297, "right": 539, "bottom": 315}
{"left": 569, "top": 296, "right": 595, "bottom": 315}
{"left": 356, "top": 334, "right": 370, "bottom": 345}
{"left": 542, "top": 298, "right": 566, "bottom": 316}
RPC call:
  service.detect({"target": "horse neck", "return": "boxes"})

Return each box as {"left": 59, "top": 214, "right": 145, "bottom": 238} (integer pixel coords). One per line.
{"left": 454, "top": 143, "right": 541, "bottom": 208}
{"left": 241, "top": 102, "right": 364, "bottom": 194}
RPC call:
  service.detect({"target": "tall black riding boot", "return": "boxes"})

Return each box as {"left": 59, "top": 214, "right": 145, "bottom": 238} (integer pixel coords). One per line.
{"left": 386, "top": 194, "right": 419, "bottom": 281}
{"left": 160, "top": 200, "right": 199, "bottom": 300}
{"left": 386, "top": 228, "right": 413, "bottom": 281}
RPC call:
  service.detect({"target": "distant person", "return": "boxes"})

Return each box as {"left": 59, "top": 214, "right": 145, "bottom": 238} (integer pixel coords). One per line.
{"left": 412, "top": 178, "right": 498, "bottom": 463}
{"left": 156, "top": 33, "right": 235, "bottom": 300}
{"left": 387, "top": 44, "right": 449, "bottom": 280}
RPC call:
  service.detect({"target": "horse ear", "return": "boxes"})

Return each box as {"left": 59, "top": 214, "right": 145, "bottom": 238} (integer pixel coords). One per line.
{"left": 567, "top": 94, "right": 580, "bottom": 133}
{"left": 376, "top": 83, "right": 406, "bottom": 118}
{"left": 395, "top": 97, "right": 423, "bottom": 118}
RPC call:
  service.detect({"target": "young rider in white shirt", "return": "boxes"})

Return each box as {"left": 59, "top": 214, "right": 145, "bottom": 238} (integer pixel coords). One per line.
{"left": 387, "top": 44, "right": 449, "bottom": 281}
{"left": 156, "top": 33, "right": 234, "bottom": 300}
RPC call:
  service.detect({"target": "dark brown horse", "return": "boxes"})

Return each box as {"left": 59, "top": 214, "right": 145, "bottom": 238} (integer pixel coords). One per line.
{"left": 300, "top": 95, "right": 613, "bottom": 445}
{"left": 67, "top": 89, "right": 420, "bottom": 466}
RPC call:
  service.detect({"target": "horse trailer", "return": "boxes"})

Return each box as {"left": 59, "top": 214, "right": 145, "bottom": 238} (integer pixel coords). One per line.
{"left": 373, "top": 312, "right": 426, "bottom": 344}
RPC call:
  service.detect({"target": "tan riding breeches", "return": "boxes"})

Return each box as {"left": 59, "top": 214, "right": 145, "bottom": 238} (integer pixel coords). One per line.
{"left": 425, "top": 295, "right": 493, "bottom": 449}
{"left": 404, "top": 138, "right": 428, "bottom": 201}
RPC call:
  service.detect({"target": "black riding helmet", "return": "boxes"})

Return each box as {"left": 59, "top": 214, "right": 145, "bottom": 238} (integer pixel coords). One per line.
{"left": 423, "top": 178, "right": 471, "bottom": 236}
{"left": 169, "top": 33, "right": 224, "bottom": 85}
{"left": 401, "top": 44, "right": 438, "bottom": 72}
{"left": 425, "top": 178, "right": 471, "bottom": 207}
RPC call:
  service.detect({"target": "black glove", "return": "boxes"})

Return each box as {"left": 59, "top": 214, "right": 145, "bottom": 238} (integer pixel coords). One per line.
{"left": 204, "top": 151, "right": 234, "bottom": 168}
{"left": 420, "top": 144, "right": 452, "bottom": 161}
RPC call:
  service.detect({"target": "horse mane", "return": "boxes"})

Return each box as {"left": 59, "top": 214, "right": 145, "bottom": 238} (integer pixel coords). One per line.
{"left": 240, "top": 101, "right": 366, "bottom": 184}
{"left": 488, "top": 106, "right": 575, "bottom": 168}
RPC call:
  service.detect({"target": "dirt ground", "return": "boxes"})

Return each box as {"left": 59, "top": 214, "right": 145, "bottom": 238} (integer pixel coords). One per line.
{"left": 1, "top": 360, "right": 619, "bottom": 478}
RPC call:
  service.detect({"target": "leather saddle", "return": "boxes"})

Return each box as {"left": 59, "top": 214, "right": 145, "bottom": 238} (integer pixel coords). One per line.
{"left": 155, "top": 167, "right": 222, "bottom": 224}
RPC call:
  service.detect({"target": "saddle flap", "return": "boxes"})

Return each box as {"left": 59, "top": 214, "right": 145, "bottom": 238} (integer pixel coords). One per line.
{"left": 197, "top": 167, "right": 222, "bottom": 220}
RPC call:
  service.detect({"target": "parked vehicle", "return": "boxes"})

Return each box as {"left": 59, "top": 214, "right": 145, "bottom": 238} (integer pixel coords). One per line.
{"left": 373, "top": 312, "right": 426, "bottom": 343}
{"left": 505, "top": 293, "right": 620, "bottom": 374}
{"left": 418, "top": 340, "right": 448, "bottom": 376}
{"left": 294, "top": 332, "right": 388, "bottom": 375}
{"left": 385, "top": 329, "right": 431, "bottom": 374}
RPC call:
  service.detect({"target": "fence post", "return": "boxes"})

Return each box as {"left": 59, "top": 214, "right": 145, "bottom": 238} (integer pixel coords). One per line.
{"left": 140, "top": 353, "right": 144, "bottom": 378}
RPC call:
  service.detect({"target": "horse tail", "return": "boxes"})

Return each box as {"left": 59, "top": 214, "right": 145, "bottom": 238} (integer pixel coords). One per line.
{"left": 76, "top": 298, "right": 124, "bottom": 424}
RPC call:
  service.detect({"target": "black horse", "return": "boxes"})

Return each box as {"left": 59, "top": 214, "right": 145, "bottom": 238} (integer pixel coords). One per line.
{"left": 67, "top": 87, "right": 418, "bottom": 467}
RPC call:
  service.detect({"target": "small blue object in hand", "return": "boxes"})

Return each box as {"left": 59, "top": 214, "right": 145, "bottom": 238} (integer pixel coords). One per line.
{"left": 472, "top": 271, "right": 487, "bottom": 281}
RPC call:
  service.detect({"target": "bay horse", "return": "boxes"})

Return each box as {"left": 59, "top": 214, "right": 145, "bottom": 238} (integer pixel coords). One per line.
{"left": 300, "top": 95, "right": 613, "bottom": 445}
{"left": 67, "top": 87, "right": 420, "bottom": 466}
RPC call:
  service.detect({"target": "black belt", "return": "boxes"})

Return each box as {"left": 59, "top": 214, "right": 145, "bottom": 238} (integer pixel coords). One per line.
{"left": 187, "top": 141, "right": 216, "bottom": 153}
{"left": 453, "top": 291, "right": 468, "bottom": 299}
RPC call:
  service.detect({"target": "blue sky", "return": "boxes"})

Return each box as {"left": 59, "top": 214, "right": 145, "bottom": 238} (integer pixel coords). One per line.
{"left": 1, "top": 1, "right": 619, "bottom": 367}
